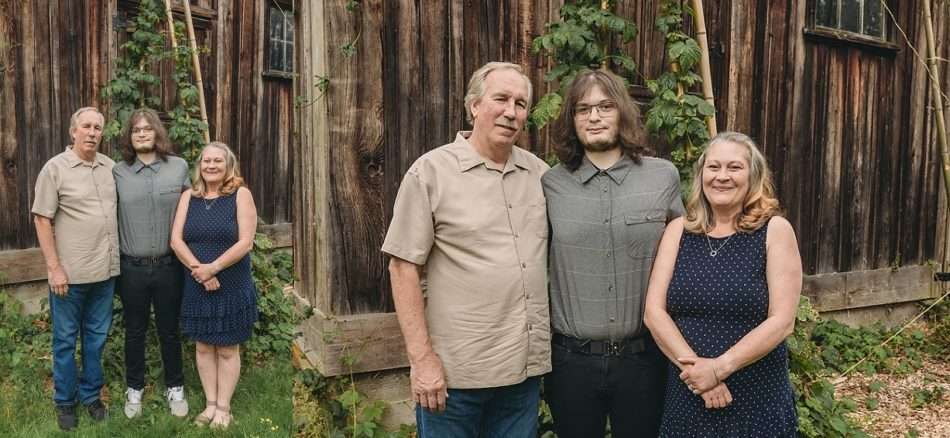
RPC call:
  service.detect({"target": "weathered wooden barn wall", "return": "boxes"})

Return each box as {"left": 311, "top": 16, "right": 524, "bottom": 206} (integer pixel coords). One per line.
{"left": 297, "top": 0, "right": 950, "bottom": 374}
{"left": 0, "top": 0, "right": 294, "bottom": 298}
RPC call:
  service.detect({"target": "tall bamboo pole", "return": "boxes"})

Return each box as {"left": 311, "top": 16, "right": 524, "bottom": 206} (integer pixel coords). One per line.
{"left": 162, "top": 0, "right": 179, "bottom": 51}
{"left": 691, "top": 0, "right": 717, "bottom": 136}
{"left": 922, "top": 0, "right": 950, "bottom": 273}
{"left": 181, "top": 0, "right": 211, "bottom": 144}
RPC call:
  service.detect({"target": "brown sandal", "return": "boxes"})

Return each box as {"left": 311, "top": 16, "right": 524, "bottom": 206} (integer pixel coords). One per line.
{"left": 193, "top": 401, "right": 216, "bottom": 426}
{"left": 210, "top": 406, "right": 232, "bottom": 430}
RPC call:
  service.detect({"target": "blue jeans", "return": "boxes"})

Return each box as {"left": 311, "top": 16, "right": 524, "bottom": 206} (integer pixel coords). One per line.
{"left": 416, "top": 376, "right": 540, "bottom": 438}
{"left": 50, "top": 277, "right": 115, "bottom": 407}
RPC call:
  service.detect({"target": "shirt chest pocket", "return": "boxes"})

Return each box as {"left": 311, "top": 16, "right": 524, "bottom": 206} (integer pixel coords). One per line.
{"left": 624, "top": 211, "right": 666, "bottom": 260}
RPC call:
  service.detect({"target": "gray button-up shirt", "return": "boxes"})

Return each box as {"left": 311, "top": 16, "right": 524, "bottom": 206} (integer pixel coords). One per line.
{"left": 113, "top": 156, "right": 191, "bottom": 257}
{"left": 543, "top": 155, "right": 684, "bottom": 341}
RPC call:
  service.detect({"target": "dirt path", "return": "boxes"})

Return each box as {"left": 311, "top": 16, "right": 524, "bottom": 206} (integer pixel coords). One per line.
{"left": 835, "top": 356, "right": 949, "bottom": 437}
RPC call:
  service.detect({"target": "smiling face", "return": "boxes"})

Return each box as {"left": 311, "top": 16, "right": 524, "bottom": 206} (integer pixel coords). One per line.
{"left": 573, "top": 85, "right": 619, "bottom": 152}
{"left": 701, "top": 140, "right": 751, "bottom": 212}
{"left": 469, "top": 68, "right": 530, "bottom": 150}
{"left": 130, "top": 117, "right": 156, "bottom": 153}
{"left": 69, "top": 110, "right": 104, "bottom": 158}
{"left": 199, "top": 146, "right": 228, "bottom": 187}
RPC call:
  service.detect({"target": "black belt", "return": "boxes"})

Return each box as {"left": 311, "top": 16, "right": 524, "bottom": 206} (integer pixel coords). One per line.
{"left": 553, "top": 333, "right": 650, "bottom": 356}
{"left": 121, "top": 254, "right": 176, "bottom": 266}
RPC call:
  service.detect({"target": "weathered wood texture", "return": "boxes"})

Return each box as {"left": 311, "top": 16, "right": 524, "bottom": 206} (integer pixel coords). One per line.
{"left": 297, "top": 0, "right": 950, "bottom": 317}
{"left": 0, "top": 0, "right": 294, "bottom": 255}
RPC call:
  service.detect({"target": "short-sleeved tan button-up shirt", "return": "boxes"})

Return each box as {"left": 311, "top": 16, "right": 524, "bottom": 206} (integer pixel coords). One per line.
{"left": 382, "top": 132, "right": 551, "bottom": 389}
{"left": 32, "top": 148, "right": 119, "bottom": 284}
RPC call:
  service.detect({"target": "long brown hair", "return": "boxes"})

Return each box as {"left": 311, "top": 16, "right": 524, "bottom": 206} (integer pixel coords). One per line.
{"left": 552, "top": 69, "right": 652, "bottom": 171}
{"left": 119, "top": 108, "right": 175, "bottom": 165}
{"left": 684, "top": 132, "right": 782, "bottom": 234}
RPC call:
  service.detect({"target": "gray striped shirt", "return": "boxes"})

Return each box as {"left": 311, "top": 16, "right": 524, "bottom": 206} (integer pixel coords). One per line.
{"left": 113, "top": 156, "right": 191, "bottom": 257}
{"left": 543, "top": 155, "right": 684, "bottom": 341}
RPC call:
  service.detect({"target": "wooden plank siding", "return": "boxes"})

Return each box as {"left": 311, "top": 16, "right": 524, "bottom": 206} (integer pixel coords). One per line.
{"left": 296, "top": 0, "right": 950, "bottom": 319}
{"left": 0, "top": 0, "right": 293, "bottom": 258}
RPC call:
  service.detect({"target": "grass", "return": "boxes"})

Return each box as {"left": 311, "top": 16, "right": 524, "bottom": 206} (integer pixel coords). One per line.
{"left": 0, "top": 352, "right": 293, "bottom": 437}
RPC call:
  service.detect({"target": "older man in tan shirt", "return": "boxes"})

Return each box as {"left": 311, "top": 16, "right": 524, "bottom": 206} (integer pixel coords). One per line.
{"left": 32, "top": 107, "right": 119, "bottom": 431}
{"left": 382, "top": 62, "right": 549, "bottom": 438}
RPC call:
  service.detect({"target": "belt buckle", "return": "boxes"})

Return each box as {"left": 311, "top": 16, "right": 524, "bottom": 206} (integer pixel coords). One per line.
{"left": 605, "top": 341, "right": 624, "bottom": 356}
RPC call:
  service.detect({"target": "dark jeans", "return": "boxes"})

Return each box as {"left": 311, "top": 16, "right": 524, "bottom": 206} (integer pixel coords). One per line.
{"left": 50, "top": 278, "right": 115, "bottom": 406}
{"left": 545, "top": 337, "right": 667, "bottom": 438}
{"left": 117, "top": 258, "right": 184, "bottom": 390}
{"left": 415, "top": 376, "right": 540, "bottom": 438}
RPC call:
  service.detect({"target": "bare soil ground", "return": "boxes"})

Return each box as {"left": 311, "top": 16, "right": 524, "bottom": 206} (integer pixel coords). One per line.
{"left": 836, "top": 353, "right": 949, "bottom": 437}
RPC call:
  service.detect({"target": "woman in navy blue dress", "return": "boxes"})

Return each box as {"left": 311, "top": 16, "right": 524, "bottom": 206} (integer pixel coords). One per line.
{"left": 170, "top": 142, "right": 258, "bottom": 429}
{"left": 644, "top": 132, "right": 802, "bottom": 437}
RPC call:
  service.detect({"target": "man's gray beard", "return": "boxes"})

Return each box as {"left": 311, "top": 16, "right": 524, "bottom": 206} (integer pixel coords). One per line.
{"left": 583, "top": 139, "right": 619, "bottom": 153}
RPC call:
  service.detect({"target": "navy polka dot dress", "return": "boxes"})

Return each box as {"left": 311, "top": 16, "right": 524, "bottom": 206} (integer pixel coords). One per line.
{"left": 660, "top": 220, "right": 797, "bottom": 437}
{"left": 180, "top": 193, "right": 258, "bottom": 346}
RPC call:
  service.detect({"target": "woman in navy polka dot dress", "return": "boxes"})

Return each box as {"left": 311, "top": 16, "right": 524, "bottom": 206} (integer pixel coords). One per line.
{"left": 170, "top": 142, "right": 259, "bottom": 430}
{"left": 644, "top": 132, "right": 802, "bottom": 437}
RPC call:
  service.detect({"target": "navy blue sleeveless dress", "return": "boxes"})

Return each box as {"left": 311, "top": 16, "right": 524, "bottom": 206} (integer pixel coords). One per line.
{"left": 660, "top": 221, "right": 797, "bottom": 437}
{"left": 180, "top": 193, "right": 258, "bottom": 346}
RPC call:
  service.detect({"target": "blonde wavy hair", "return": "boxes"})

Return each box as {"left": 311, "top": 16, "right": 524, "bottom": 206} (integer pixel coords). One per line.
{"left": 684, "top": 132, "right": 782, "bottom": 234}
{"left": 191, "top": 142, "right": 245, "bottom": 197}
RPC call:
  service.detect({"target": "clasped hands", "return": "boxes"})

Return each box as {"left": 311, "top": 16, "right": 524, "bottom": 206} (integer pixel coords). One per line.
{"left": 190, "top": 262, "right": 221, "bottom": 291}
{"left": 678, "top": 356, "right": 733, "bottom": 409}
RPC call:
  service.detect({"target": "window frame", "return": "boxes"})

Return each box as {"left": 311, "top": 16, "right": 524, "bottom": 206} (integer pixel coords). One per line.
{"left": 804, "top": 0, "right": 900, "bottom": 53}
{"left": 263, "top": 0, "right": 296, "bottom": 80}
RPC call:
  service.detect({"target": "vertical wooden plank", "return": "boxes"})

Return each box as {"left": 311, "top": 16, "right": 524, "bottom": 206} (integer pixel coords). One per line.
{"left": 214, "top": 0, "right": 234, "bottom": 144}
{"left": 783, "top": 0, "right": 813, "bottom": 273}
{"left": 0, "top": 0, "right": 21, "bottom": 250}
{"left": 325, "top": 0, "right": 388, "bottom": 314}
{"left": 725, "top": 0, "right": 755, "bottom": 132}
{"left": 817, "top": 47, "right": 843, "bottom": 273}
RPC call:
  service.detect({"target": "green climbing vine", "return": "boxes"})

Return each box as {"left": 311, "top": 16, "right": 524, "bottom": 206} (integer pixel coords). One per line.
{"left": 530, "top": 0, "right": 639, "bottom": 129}
{"left": 645, "top": 0, "right": 715, "bottom": 185}
{"left": 100, "top": 0, "right": 207, "bottom": 166}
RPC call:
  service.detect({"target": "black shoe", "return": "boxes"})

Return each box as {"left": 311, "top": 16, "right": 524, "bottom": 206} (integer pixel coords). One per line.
{"left": 56, "top": 405, "right": 78, "bottom": 431}
{"left": 86, "top": 399, "right": 108, "bottom": 421}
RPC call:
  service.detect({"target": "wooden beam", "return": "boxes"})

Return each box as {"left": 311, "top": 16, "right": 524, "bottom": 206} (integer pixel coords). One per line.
{"left": 259, "top": 222, "right": 292, "bottom": 249}
{"left": 296, "top": 310, "right": 408, "bottom": 377}
{"left": 802, "top": 265, "right": 938, "bottom": 312}
{"left": 0, "top": 248, "right": 45, "bottom": 284}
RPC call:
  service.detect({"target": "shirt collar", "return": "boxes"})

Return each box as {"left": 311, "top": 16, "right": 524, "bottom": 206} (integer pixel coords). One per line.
{"left": 63, "top": 146, "right": 108, "bottom": 168}
{"left": 132, "top": 157, "right": 162, "bottom": 173}
{"left": 574, "top": 154, "right": 634, "bottom": 185}
{"left": 453, "top": 131, "right": 530, "bottom": 174}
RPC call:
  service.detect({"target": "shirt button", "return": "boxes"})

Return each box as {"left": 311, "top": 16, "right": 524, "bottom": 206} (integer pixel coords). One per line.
{"left": 508, "top": 203, "right": 513, "bottom": 209}
{"left": 609, "top": 317, "right": 615, "bottom": 322}
{"left": 521, "top": 262, "right": 527, "bottom": 269}
{"left": 608, "top": 285, "right": 614, "bottom": 291}
{"left": 606, "top": 252, "right": 611, "bottom": 258}
{"left": 604, "top": 218, "right": 609, "bottom": 224}
{"left": 514, "top": 233, "right": 519, "bottom": 238}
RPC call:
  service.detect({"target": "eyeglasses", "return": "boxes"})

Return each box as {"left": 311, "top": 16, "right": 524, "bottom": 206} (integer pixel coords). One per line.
{"left": 131, "top": 126, "right": 155, "bottom": 134}
{"left": 574, "top": 101, "right": 618, "bottom": 120}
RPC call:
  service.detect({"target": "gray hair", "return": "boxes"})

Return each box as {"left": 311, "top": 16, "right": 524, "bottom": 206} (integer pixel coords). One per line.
{"left": 69, "top": 107, "right": 104, "bottom": 129}
{"left": 463, "top": 62, "right": 533, "bottom": 125}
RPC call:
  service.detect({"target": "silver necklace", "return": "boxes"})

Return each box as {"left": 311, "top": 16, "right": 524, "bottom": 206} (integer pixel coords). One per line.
{"left": 203, "top": 196, "right": 220, "bottom": 210}
{"left": 705, "top": 233, "right": 735, "bottom": 257}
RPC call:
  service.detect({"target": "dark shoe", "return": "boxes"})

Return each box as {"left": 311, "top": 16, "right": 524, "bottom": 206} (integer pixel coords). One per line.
{"left": 86, "top": 399, "right": 108, "bottom": 421}
{"left": 56, "top": 405, "right": 78, "bottom": 431}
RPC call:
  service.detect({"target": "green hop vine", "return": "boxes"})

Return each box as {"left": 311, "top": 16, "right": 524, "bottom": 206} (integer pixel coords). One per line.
{"left": 530, "top": 0, "right": 639, "bottom": 129}
{"left": 645, "top": 0, "right": 715, "bottom": 185}
{"left": 100, "top": 0, "right": 207, "bottom": 167}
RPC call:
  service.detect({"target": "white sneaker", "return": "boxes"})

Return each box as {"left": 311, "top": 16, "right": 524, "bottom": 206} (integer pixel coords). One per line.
{"left": 124, "top": 387, "right": 143, "bottom": 419}
{"left": 165, "top": 386, "right": 189, "bottom": 418}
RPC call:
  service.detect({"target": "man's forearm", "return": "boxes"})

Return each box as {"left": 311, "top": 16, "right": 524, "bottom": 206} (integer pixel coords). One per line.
{"left": 33, "top": 215, "right": 61, "bottom": 270}
{"left": 389, "top": 259, "right": 435, "bottom": 363}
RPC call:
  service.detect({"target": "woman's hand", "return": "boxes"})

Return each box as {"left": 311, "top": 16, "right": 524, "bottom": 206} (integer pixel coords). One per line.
{"left": 678, "top": 356, "right": 723, "bottom": 393}
{"left": 699, "top": 382, "right": 733, "bottom": 409}
{"left": 191, "top": 262, "right": 220, "bottom": 283}
{"left": 203, "top": 276, "right": 220, "bottom": 291}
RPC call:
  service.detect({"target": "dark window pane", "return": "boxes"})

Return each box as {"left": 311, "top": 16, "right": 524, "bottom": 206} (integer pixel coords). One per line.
{"left": 816, "top": 0, "right": 839, "bottom": 27}
{"left": 286, "top": 41, "right": 294, "bottom": 72}
{"left": 864, "top": 0, "right": 883, "bottom": 38}
{"left": 840, "top": 0, "right": 861, "bottom": 33}
{"left": 284, "top": 14, "right": 294, "bottom": 42}
{"left": 270, "top": 40, "right": 283, "bottom": 71}
{"left": 270, "top": 6, "right": 284, "bottom": 41}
